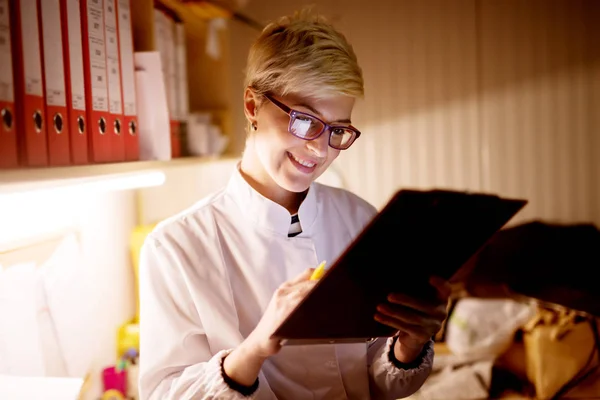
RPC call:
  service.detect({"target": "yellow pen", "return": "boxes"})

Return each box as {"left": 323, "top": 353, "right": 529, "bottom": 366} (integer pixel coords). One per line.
{"left": 310, "top": 261, "right": 327, "bottom": 280}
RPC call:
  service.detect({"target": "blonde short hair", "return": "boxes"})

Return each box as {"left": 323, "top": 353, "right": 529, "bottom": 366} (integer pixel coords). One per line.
{"left": 244, "top": 9, "right": 364, "bottom": 99}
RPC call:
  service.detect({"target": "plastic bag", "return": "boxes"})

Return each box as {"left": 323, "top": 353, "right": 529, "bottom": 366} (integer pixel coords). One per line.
{"left": 445, "top": 297, "right": 535, "bottom": 359}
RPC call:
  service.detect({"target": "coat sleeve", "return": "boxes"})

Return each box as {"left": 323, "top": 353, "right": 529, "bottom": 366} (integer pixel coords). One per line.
{"left": 138, "top": 235, "right": 259, "bottom": 400}
{"left": 367, "top": 337, "right": 434, "bottom": 400}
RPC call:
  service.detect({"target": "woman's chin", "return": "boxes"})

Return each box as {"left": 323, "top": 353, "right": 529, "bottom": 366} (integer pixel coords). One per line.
{"left": 277, "top": 174, "right": 311, "bottom": 194}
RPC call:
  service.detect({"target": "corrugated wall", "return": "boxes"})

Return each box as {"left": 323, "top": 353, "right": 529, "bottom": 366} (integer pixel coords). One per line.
{"left": 479, "top": 0, "right": 599, "bottom": 224}
{"left": 229, "top": 0, "right": 599, "bottom": 224}
{"left": 337, "top": 0, "right": 482, "bottom": 210}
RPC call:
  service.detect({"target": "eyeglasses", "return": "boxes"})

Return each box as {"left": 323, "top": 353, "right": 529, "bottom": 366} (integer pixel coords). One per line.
{"left": 264, "top": 94, "right": 361, "bottom": 150}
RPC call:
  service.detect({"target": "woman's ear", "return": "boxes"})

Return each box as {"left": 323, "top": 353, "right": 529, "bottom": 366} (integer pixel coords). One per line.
{"left": 243, "top": 87, "right": 259, "bottom": 123}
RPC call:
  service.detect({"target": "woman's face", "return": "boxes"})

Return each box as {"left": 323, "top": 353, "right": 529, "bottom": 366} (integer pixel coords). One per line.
{"left": 244, "top": 90, "right": 356, "bottom": 196}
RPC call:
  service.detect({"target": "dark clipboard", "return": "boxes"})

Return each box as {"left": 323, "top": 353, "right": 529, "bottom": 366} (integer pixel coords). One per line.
{"left": 271, "top": 188, "right": 528, "bottom": 345}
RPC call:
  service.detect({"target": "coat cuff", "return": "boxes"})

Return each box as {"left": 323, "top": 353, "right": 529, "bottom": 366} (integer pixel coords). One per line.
{"left": 198, "top": 349, "right": 259, "bottom": 399}
{"left": 220, "top": 350, "right": 260, "bottom": 397}
{"left": 382, "top": 337, "right": 434, "bottom": 377}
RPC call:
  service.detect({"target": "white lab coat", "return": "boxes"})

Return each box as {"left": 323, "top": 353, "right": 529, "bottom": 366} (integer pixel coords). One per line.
{"left": 138, "top": 163, "right": 433, "bottom": 400}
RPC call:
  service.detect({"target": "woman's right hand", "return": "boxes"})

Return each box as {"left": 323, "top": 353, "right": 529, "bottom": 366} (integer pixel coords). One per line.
{"left": 223, "top": 268, "right": 317, "bottom": 387}
{"left": 245, "top": 268, "right": 317, "bottom": 358}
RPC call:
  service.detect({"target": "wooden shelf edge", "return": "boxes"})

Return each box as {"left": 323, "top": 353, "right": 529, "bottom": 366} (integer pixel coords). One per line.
{"left": 156, "top": 0, "right": 263, "bottom": 30}
{"left": 0, "top": 155, "right": 240, "bottom": 194}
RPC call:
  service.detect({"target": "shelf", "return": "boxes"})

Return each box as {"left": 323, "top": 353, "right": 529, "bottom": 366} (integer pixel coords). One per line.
{"left": 156, "top": 0, "right": 263, "bottom": 30}
{"left": 158, "top": 0, "right": 232, "bottom": 21}
{"left": 0, "top": 156, "right": 237, "bottom": 195}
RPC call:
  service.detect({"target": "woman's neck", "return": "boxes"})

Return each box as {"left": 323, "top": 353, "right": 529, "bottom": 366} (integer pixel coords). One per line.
{"left": 239, "top": 151, "right": 306, "bottom": 215}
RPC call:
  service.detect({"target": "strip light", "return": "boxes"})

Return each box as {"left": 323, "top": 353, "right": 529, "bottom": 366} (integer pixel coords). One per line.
{"left": 0, "top": 171, "right": 166, "bottom": 198}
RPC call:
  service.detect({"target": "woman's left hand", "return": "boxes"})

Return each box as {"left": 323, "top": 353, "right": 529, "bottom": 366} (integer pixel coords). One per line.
{"left": 374, "top": 276, "right": 451, "bottom": 363}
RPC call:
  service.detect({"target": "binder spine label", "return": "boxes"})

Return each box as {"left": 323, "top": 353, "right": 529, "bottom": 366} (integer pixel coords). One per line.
{"left": 154, "top": 11, "right": 171, "bottom": 117}
{"left": 21, "top": 0, "right": 43, "bottom": 96}
{"left": 0, "top": 0, "right": 14, "bottom": 102}
{"left": 86, "top": 0, "right": 108, "bottom": 112}
{"left": 67, "top": 0, "right": 85, "bottom": 111}
{"left": 41, "top": 0, "right": 67, "bottom": 107}
{"left": 176, "top": 23, "right": 188, "bottom": 119}
{"left": 104, "top": 0, "right": 122, "bottom": 115}
{"left": 118, "top": 0, "right": 135, "bottom": 117}
{"left": 165, "top": 16, "right": 177, "bottom": 120}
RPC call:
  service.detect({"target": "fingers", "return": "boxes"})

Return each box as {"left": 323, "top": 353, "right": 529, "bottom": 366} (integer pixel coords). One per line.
{"left": 429, "top": 275, "right": 452, "bottom": 301}
{"left": 373, "top": 312, "right": 434, "bottom": 342}
{"left": 296, "top": 280, "right": 317, "bottom": 298}
{"left": 276, "top": 279, "right": 316, "bottom": 301}
{"left": 289, "top": 280, "right": 317, "bottom": 296}
{"left": 274, "top": 269, "right": 319, "bottom": 316}
{"left": 277, "top": 278, "right": 315, "bottom": 296}
{"left": 376, "top": 302, "right": 446, "bottom": 328}
{"left": 387, "top": 292, "right": 448, "bottom": 316}
{"left": 282, "top": 268, "right": 314, "bottom": 287}
{"left": 275, "top": 280, "right": 316, "bottom": 319}
{"left": 293, "top": 268, "right": 315, "bottom": 283}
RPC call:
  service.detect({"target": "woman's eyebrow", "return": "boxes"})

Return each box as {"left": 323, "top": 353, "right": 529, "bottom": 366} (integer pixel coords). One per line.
{"left": 293, "top": 102, "right": 352, "bottom": 124}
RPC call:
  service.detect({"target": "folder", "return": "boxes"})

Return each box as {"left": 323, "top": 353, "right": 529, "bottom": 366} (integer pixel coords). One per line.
{"left": 80, "top": 0, "right": 111, "bottom": 163}
{"left": 271, "top": 189, "right": 527, "bottom": 345}
{"left": 175, "top": 21, "right": 188, "bottom": 156}
{"left": 104, "top": 0, "right": 124, "bottom": 162}
{"left": 60, "top": 0, "right": 89, "bottom": 165}
{"left": 134, "top": 51, "right": 171, "bottom": 161}
{"left": 117, "top": 0, "right": 138, "bottom": 161}
{"left": 154, "top": 8, "right": 179, "bottom": 158}
{"left": 39, "top": 0, "right": 71, "bottom": 166}
{"left": 164, "top": 13, "right": 180, "bottom": 158}
{"left": 0, "top": 0, "right": 18, "bottom": 168}
{"left": 10, "top": 0, "right": 48, "bottom": 166}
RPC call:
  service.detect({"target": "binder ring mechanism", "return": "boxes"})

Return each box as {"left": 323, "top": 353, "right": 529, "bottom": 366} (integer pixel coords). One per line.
{"left": 128, "top": 120, "right": 137, "bottom": 136}
{"left": 77, "top": 116, "right": 85, "bottom": 135}
{"left": 53, "top": 113, "right": 64, "bottom": 134}
{"left": 1, "top": 107, "right": 13, "bottom": 130}
{"left": 99, "top": 117, "right": 107, "bottom": 135}
{"left": 33, "top": 110, "right": 43, "bottom": 133}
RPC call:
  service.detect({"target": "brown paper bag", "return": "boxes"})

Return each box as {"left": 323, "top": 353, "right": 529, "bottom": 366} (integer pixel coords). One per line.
{"left": 522, "top": 308, "right": 598, "bottom": 399}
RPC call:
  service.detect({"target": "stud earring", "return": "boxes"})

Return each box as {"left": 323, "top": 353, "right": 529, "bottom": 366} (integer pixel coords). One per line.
{"left": 251, "top": 123, "right": 257, "bottom": 131}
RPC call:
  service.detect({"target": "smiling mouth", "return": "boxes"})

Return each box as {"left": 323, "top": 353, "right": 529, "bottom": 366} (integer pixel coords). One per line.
{"left": 288, "top": 152, "right": 317, "bottom": 168}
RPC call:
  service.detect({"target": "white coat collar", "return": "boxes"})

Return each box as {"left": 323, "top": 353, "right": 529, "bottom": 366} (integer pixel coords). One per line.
{"left": 226, "top": 163, "right": 319, "bottom": 237}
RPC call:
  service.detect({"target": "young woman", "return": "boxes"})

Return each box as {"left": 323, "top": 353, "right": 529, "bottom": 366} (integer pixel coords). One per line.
{"left": 138, "top": 10, "right": 449, "bottom": 400}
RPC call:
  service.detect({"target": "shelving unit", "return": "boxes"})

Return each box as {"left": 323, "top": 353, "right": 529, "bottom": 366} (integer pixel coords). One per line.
{"left": 0, "top": 155, "right": 237, "bottom": 195}
{"left": 0, "top": 0, "right": 257, "bottom": 194}
{"left": 129, "top": 0, "right": 262, "bottom": 152}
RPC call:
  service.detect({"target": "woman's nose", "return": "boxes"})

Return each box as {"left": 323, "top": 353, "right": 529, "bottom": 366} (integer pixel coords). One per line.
{"left": 306, "top": 131, "right": 329, "bottom": 157}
